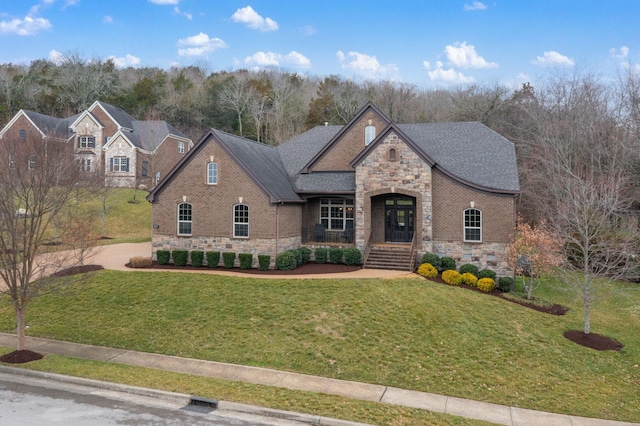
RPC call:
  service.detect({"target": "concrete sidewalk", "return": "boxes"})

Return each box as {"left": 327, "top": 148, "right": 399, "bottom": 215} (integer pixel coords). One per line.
{"left": 0, "top": 333, "right": 636, "bottom": 426}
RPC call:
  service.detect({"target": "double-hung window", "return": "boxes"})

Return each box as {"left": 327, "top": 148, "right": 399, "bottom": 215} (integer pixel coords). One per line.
{"left": 28, "top": 154, "right": 37, "bottom": 170}
{"left": 141, "top": 161, "right": 149, "bottom": 177}
{"left": 233, "top": 204, "right": 249, "bottom": 238}
{"left": 78, "top": 136, "right": 96, "bottom": 148}
{"left": 207, "top": 162, "right": 218, "bottom": 185}
{"left": 464, "top": 208, "right": 482, "bottom": 242}
{"left": 365, "top": 125, "right": 376, "bottom": 145}
{"left": 320, "top": 198, "right": 354, "bottom": 230}
{"left": 110, "top": 157, "right": 129, "bottom": 172}
{"left": 178, "top": 141, "right": 185, "bottom": 153}
{"left": 80, "top": 158, "right": 92, "bottom": 172}
{"left": 177, "top": 202, "right": 192, "bottom": 236}
{"left": 8, "top": 155, "right": 15, "bottom": 170}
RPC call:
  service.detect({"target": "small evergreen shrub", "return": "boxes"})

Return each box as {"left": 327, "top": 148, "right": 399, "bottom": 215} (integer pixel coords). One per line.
{"left": 206, "top": 251, "right": 220, "bottom": 268}
{"left": 172, "top": 250, "right": 188, "bottom": 266}
{"left": 343, "top": 247, "right": 362, "bottom": 265}
{"left": 460, "top": 272, "right": 478, "bottom": 287}
{"left": 315, "top": 247, "right": 327, "bottom": 264}
{"left": 276, "top": 250, "right": 297, "bottom": 270}
{"left": 477, "top": 278, "right": 496, "bottom": 292}
{"left": 222, "top": 252, "right": 236, "bottom": 268}
{"left": 299, "top": 247, "right": 311, "bottom": 264}
{"left": 190, "top": 250, "right": 204, "bottom": 267}
{"left": 420, "top": 252, "right": 442, "bottom": 271}
{"left": 157, "top": 250, "right": 170, "bottom": 265}
{"left": 498, "top": 277, "right": 515, "bottom": 292}
{"left": 239, "top": 253, "right": 253, "bottom": 269}
{"left": 258, "top": 255, "right": 270, "bottom": 271}
{"left": 442, "top": 269, "right": 462, "bottom": 286}
{"left": 478, "top": 269, "right": 497, "bottom": 280}
{"left": 440, "top": 256, "right": 456, "bottom": 272}
{"left": 417, "top": 262, "right": 438, "bottom": 278}
{"left": 291, "top": 248, "right": 303, "bottom": 266}
{"left": 130, "top": 256, "right": 152, "bottom": 268}
{"left": 329, "top": 247, "right": 343, "bottom": 264}
{"left": 459, "top": 263, "right": 479, "bottom": 277}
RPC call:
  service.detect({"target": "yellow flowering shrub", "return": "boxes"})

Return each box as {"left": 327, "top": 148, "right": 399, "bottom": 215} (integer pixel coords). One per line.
{"left": 417, "top": 262, "right": 438, "bottom": 278}
{"left": 477, "top": 278, "right": 496, "bottom": 292}
{"left": 441, "top": 269, "right": 462, "bottom": 286}
{"left": 460, "top": 272, "right": 478, "bottom": 287}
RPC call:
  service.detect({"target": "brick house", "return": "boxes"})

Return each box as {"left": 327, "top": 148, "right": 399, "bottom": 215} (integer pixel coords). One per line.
{"left": 0, "top": 101, "right": 193, "bottom": 188}
{"left": 147, "top": 103, "right": 519, "bottom": 273}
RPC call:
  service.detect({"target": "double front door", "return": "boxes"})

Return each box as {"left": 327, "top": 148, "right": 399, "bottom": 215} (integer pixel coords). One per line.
{"left": 384, "top": 196, "right": 415, "bottom": 243}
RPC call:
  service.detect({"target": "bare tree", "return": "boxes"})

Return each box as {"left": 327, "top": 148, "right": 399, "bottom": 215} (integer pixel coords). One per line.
{"left": 218, "top": 74, "right": 255, "bottom": 137}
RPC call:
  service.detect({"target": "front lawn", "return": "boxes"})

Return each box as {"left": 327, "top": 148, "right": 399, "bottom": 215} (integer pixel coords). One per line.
{"left": 0, "top": 271, "right": 638, "bottom": 422}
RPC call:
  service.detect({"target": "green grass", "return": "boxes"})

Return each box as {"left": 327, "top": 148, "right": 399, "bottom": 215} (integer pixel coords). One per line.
{"left": 91, "top": 188, "right": 152, "bottom": 244}
{"left": 0, "top": 271, "right": 638, "bottom": 422}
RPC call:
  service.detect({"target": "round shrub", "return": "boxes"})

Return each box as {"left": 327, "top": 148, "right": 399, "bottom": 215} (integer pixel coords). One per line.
{"left": 315, "top": 247, "right": 327, "bottom": 264}
{"left": 497, "top": 276, "right": 515, "bottom": 292}
{"left": 190, "top": 250, "right": 204, "bottom": 267}
{"left": 440, "top": 256, "right": 456, "bottom": 272}
{"left": 206, "top": 251, "right": 220, "bottom": 268}
{"left": 329, "top": 247, "right": 343, "bottom": 264}
{"left": 343, "top": 247, "right": 362, "bottom": 265}
{"left": 299, "top": 247, "right": 311, "bottom": 264}
{"left": 477, "top": 278, "right": 496, "bottom": 292}
{"left": 258, "top": 255, "right": 270, "bottom": 271}
{"left": 459, "top": 263, "right": 479, "bottom": 277}
{"left": 156, "top": 250, "right": 170, "bottom": 265}
{"left": 172, "top": 250, "right": 188, "bottom": 267}
{"left": 222, "top": 252, "right": 236, "bottom": 268}
{"left": 239, "top": 253, "right": 253, "bottom": 269}
{"left": 442, "top": 269, "right": 462, "bottom": 286}
{"left": 417, "top": 262, "right": 438, "bottom": 278}
{"left": 478, "top": 269, "right": 497, "bottom": 280}
{"left": 276, "top": 250, "right": 297, "bottom": 270}
{"left": 420, "top": 252, "right": 441, "bottom": 271}
{"left": 460, "top": 272, "right": 478, "bottom": 287}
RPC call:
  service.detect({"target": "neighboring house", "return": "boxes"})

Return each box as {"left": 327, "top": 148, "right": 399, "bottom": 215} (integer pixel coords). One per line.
{"left": 0, "top": 101, "right": 193, "bottom": 188}
{"left": 147, "top": 103, "right": 519, "bottom": 273}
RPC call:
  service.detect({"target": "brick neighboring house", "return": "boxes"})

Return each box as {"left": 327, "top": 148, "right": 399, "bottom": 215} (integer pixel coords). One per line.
{"left": 147, "top": 103, "right": 520, "bottom": 273}
{"left": 0, "top": 101, "right": 193, "bottom": 188}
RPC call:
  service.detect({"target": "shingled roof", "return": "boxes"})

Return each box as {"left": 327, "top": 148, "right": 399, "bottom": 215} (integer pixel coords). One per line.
{"left": 128, "top": 120, "right": 190, "bottom": 152}
{"left": 22, "top": 110, "right": 78, "bottom": 140}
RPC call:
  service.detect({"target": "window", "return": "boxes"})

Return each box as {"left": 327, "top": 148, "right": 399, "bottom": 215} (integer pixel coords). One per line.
{"left": 110, "top": 157, "right": 129, "bottom": 172}
{"left": 207, "top": 162, "right": 218, "bottom": 185}
{"left": 141, "top": 161, "right": 149, "bottom": 177}
{"left": 154, "top": 172, "right": 161, "bottom": 186}
{"left": 28, "top": 154, "right": 37, "bottom": 170}
{"left": 19, "top": 129, "right": 26, "bottom": 142}
{"left": 77, "top": 136, "right": 96, "bottom": 148}
{"left": 178, "top": 141, "right": 185, "bottom": 153}
{"left": 234, "top": 204, "right": 249, "bottom": 238}
{"left": 8, "top": 155, "right": 15, "bottom": 170}
{"left": 320, "top": 198, "right": 354, "bottom": 230}
{"left": 464, "top": 208, "right": 482, "bottom": 242}
{"left": 177, "top": 202, "right": 192, "bottom": 235}
{"left": 365, "top": 125, "right": 376, "bottom": 145}
{"left": 80, "top": 158, "right": 92, "bottom": 172}
{"left": 388, "top": 148, "right": 397, "bottom": 161}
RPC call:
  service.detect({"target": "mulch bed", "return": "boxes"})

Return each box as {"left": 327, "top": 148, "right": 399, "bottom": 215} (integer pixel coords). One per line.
{"left": 0, "top": 350, "right": 43, "bottom": 364}
{"left": 563, "top": 330, "right": 624, "bottom": 351}
{"left": 126, "top": 261, "right": 363, "bottom": 275}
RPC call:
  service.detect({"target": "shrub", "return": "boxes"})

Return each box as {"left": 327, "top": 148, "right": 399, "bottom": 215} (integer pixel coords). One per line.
{"left": 417, "top": 262, "right": 438, "bottom": 278}
{"left": 498, "top": 277, "right": 515, "bottom": 292}
{"left": 222, "top": 252, "right": 236, "bottom": 268}
{"left": 258, "top": 255, "right": 270, "bottom": 271}
{"left": 239, "top": 253, "right": 253, "bottom": 269}
{"left": 299, "top": 247, "right": 311, "bottom": 264}
{"left": 172, "top": 250, "right": 188, "bottom": 266}
{"left": 329, "top": 247, "right": 343, "bottom": 264}
{"left": 276, "top": 250, "right": 297, "bottom": 270}
{"left": 459, "top": 263, "right": 479, "bottom": 277}
{"left": 460, "top": 272, "right": 478, "bottom": 287}
{"left": 190, "top": 250, "right": 204, "bottom": 267}
{"left": 441, "top": 269, "right": 462, "bottom": 286}
{"left": 129, "top": 256, "right": 152, "bottom": 268}
{"left": 478, "top": 269, "right": 497, "bottom": 280}
{"left": 291, "top": 248, "right": 303, "bottom": 266}
{"left": 315, "top": 248, "right": 327, "bottom": 264}
{"left": 157, "top": 250, "right": 170, "bottom": 265}
{"left": 477, "top": 278, "right": 496, "bottom": 292}
{"left": 206, "top": 251, "right": 220, "bottom": 268}
{"left": 440, "top": 256, "right": 456, "bottom": 272}
{"left": 420, "top": 252, "right": 442, "bottom": 271}
{"left": 343, "top": 247, "right": 362, "bottom": 265}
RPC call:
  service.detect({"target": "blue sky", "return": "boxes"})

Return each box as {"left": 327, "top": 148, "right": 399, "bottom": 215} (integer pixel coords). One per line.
{"left": 1, "top": 0, "right": 639, "bottom": 88}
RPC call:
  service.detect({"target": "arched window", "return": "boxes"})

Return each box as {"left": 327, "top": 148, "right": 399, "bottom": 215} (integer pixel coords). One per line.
{"left": 388, "top": 147, "right": 397, "bottom": 161}
{"left": 464, "top": 208, "right": 482, "bottom": 242}
{"left": 207, "top": 162, "right": 218, "bottom": 185}
{"left": 234, "top": 204, "right": 249, "bottom": 238}
{"left": 365, "top": 125, "right": 376, "bottom": 145}
{"left": 177, "top": 202, "right": 192, "bottom": 236}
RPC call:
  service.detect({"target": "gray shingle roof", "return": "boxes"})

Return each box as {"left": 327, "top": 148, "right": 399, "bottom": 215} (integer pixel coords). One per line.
{"left": 129, "top": 120, "right": 189, "bottom": 151}
{"left": 277, "top": 125, "right": 341, "bottom": 177}
{"left": 95, "top": 101, "right": 135, "bottom": 130}
{"left": 23, "top": 110, "right": 77, "bottom": 140}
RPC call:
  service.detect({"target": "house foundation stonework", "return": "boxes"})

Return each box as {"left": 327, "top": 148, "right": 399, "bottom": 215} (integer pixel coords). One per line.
{"left": 148, "top": 103, "right": 520, "bottom": 274}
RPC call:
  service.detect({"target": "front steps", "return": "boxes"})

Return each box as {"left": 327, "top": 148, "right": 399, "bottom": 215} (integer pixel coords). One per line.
{"left": 364, "top": 244, "right": 414, "bottom": 271}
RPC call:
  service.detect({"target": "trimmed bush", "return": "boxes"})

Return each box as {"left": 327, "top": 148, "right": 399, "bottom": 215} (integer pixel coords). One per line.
{"left": 172, "top": 250, "right": 188, "bottom": 266}
{"left": 157, "top": 250, "right": 170, "bottom": 265}
{"left": 206, "top": 251, "right": 220, "bottom": 268}
{"left": 329, "top": 247, "right": 343, "bottom": 264}
{"left": 460, "top": 272, "right": 478, "bottom": 287}
{"left": 130, "top": 256, "right": 152, "bottom": 268}
{"left": 299, "top": 247, "right": 311, "bottom": 264}
{"left": 417, "top": 262, "right": 438, "bottom": 278}
{"left": 239, "top": 253, "right": 253, "bottom": 269}
{"left": 420, "top": 252, "right": 442, "bottom": 271}
{"left": 222, "top": 252, "right": 236, "bottom": 268}
{"left": 315, "top": 248, "right": 327, "bottom": 264}
{"left": 343, "top": 247, "right": 362, "bottom": 266}
{"left": 459, "top": 263, "right": 479, "bottom": 277}
{"left": 292, "top": 248, "right": 303, "bottom": 266}
{"left": 190, "top": 250, "right": 204, "bottom": 267}
{"left": 276, "top": 250, "right": 297, "bottom": 270}
{"left": 477, "top": 278, "right": 496, "bottom": 292}
{"left": 258, "top": 255, "right": 270, "bottom": 271}
{"left": 440, "top": 256, "right": 456, "bottom": 272}
{"left": 442, "top": 269, "right": 462, "bottom": 286}
{"left": 498, "top": 276, "right": 515, "bottom": 292}
{"left": 478, "top": 269, "right": 497, "bottom": 280}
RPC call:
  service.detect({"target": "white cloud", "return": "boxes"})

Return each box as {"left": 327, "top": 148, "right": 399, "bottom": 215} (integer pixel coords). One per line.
{"left": 299, "top": 25, "right": 316, "bottom": 36}
{"left": 103, "top": 15, "right": 113, "bottom": 24}
{"left": 177, "top": 32, "right": 228, "bottom": 57}
{"left": 174, "top": 6, "right": 192, "bottom": 20}
{"left": 424, "top": 60, "right": 475, "bottom": 83}
{"left": 532, "top": 51, "right": 575, "bottom": 67}
{"left": 337, "top": 50, "right": 399, "bottom": 79}
{"left": 463, "top": 1, "right": 487, "bottom": 11}
{"left": 0, "top": 15, "right": 51, "bottom": 36}
{"left": 244, "top": 51, "right": 311, "bottom": 69}
{"left": 231, "top": 6, "right": 278, "bottom": 32}
{"left": 108, "top": 54, "right": 141, "bottom": 68}
{"left": 149, "top": 0, "right": 180, "bottom": 4}
{"left": 610, "top": 46, "right": 629, "bottom": 60}
{"left": 49, "top": 49, "right": 64, "bottom": 64}
{"left": 444, "top": 42, "right": 497, "bottom": 69}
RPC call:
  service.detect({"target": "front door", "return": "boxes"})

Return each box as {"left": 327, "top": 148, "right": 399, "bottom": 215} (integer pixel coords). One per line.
{"left": 384, "top": 196, "right": 415, "bottom": 243}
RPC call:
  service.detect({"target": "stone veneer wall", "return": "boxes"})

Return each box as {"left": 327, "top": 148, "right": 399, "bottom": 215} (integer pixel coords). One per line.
{"left": 430, "top": 241, "right": 511, "bottom": 277}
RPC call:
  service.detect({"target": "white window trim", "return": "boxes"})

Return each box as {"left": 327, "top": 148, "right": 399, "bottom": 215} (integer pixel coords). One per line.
{"left": 111, "top": 157, "right": 129, "bottom": 173}
{"left": 207, "top": 162, "right": 218, "bottom": 185}
{"left": 320, "top": 198, "right": 354, "bottom": 231}
{"left": 463, "top": 208, "right": 482, "bottom": 242}
{"left": 177, "top": 202, "right": 192, "bottom": 236}
{"left": 178, "top": 141, "right": 185, "bottom": 153}
{"left": 78, "top": 135, "right": 96, "bottom": 148}
{"left": 233, "top": 204, "right": 249, "bottom": 238}
{"left": 365, "top": 125, "right": 376, "bottom": 146}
